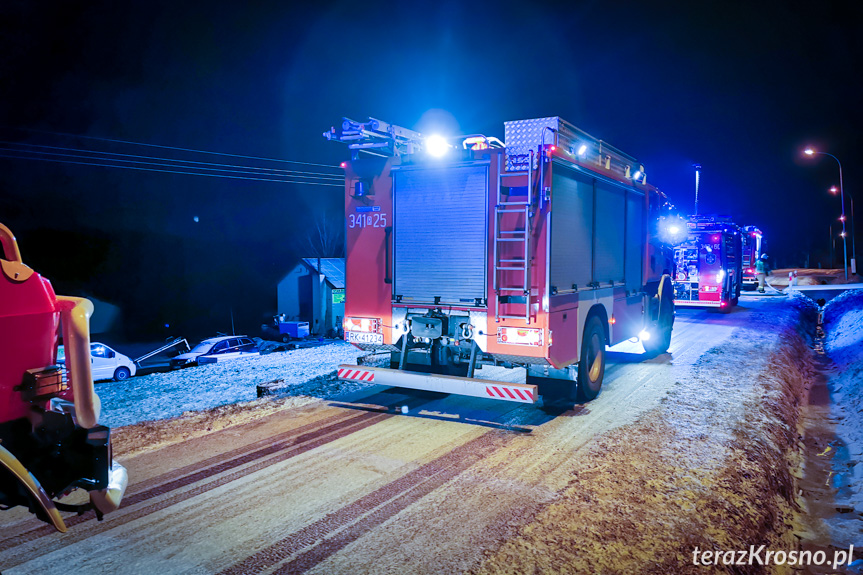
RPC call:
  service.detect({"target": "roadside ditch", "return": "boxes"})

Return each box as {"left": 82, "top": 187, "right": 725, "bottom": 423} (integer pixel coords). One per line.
{"left": 794, "top": 289, "right": 863, "bottom": 574}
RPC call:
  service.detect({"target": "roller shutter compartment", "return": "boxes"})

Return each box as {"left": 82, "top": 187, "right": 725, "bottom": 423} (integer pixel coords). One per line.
{"left": 392, "top": 164, "right": 488, "bottom": 305}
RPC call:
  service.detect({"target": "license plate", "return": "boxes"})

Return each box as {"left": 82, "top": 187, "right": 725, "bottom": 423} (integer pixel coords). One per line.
{"left": 347, "top": 331, "right": 383, "bottom": 345}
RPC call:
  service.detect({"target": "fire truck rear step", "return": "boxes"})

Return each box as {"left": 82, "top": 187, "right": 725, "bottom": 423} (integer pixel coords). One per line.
{"left": 337, "top": 365, "right": 538, "bottom": 404}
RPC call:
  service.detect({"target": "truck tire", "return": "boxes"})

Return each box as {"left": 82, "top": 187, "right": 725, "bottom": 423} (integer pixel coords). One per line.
{"left": 577, "top": 315, "right": 606, "bottom": 401}
{"left": 643, "top": 274, "right": 674, "bottom": 356}
{"left": 643, "top": 297, "right": 673, "bottom": 355}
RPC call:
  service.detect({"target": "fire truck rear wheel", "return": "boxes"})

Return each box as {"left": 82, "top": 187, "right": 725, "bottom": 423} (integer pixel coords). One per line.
{"left": 577, "top": 316, "right": 606, "bottom": 401}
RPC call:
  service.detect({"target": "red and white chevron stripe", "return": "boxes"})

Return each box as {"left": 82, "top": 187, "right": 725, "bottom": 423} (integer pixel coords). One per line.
{"left": 337, "top": 368, "right": 375, "bottom": 383}
{"left": 485, "top": 385, "right": 533, "bottom": 403}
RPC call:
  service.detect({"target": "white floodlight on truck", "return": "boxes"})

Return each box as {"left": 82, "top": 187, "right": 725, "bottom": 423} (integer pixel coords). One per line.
{"left": 425, "top": 134, "right": 450, "bottom": 157}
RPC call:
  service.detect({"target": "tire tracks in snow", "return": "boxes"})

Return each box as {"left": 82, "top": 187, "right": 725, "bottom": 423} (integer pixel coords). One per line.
{"left": 0, "top": 404, "right": 404, "bottom": 563}
{"left": 219, "top": 431, "right": 510, "bottom": 575}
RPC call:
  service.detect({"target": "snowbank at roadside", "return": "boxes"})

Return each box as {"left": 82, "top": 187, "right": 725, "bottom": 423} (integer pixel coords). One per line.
{"left": 824, "top": 289, "right": 863, "bottom": 369}
{"left": 822, "top": 290, "right": 863, "bottom": 514}
{"left": 96, "top": 341, "right": 366, "bottom": 428}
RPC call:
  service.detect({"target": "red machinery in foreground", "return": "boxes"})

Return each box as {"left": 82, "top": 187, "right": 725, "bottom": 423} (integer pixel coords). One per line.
{"left": 741, "top": 225, "right": 765, "bottom": 289}
{"left": 672, "top": 216, "right": 743, "bottom": 310}
{"left": 325, "top": 116, "right": 675, "bottom": 405}
{"left": 0, "top": 223, "right": 127, "bottom": 532}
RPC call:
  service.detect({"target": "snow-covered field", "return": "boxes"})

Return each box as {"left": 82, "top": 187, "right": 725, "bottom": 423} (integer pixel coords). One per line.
{"left": 96, "top": 341, "right": 366, "bottom": 428}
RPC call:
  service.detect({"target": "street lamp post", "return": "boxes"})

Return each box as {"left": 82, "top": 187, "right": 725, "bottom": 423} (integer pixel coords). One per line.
{"left": 831, "top": 186, "right": 856, "bottom": 274}
{"left": 805, "top": 148, "right": 849, "bottom": 280}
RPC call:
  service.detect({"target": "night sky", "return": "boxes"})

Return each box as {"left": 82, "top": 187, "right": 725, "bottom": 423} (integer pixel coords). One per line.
{"left": 1, "top": 1, "right": 861, "bottom": 340}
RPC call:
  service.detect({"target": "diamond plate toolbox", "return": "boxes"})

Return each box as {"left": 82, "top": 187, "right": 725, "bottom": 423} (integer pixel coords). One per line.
{"left": 503, "top": 117, "right": 582, "bottom": 172}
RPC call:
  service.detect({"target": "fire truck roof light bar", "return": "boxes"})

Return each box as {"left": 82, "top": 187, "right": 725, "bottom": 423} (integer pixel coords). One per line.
{"left": 326, "top": 118, "right": 506, "bottom": 160}
{"left": 462, "top": 135, "right": 505, "bottom": 150}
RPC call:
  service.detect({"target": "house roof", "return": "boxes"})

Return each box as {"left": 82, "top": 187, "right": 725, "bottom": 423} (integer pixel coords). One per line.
{"left": 301, "top": 258, "right": 345, "bottom": 289}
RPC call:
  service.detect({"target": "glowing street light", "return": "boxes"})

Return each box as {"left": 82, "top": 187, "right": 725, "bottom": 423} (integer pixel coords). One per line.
{"left": 804, "top": 148, "right": 850, "bottom": 279}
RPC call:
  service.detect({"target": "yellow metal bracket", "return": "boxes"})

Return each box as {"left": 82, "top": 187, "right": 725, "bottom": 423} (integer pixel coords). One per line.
{"left": 0, "top": 444, "right": 67, "bottom": 532}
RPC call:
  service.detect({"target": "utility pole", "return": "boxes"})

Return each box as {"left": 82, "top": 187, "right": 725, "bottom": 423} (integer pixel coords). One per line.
{"left": 693, "top": 164, "right": 702, "bottom": 215}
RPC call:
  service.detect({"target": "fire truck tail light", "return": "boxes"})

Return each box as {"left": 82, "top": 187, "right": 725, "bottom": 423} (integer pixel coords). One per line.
{"left": 497, "top": 327, "right": 543, "bottom": 346}
{"left": 345, "top": 317, "right": 381, "bottom": 333}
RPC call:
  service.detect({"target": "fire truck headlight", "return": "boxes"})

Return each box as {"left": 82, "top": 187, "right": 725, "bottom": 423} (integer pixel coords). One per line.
{"left": 639, "top": 329, "right": 651, "bottom": 341}
{"left": 426, "top": 135, "right": 450, "bottom": 157}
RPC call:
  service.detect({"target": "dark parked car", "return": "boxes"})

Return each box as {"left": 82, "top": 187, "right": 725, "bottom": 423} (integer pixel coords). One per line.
{"left": 170, "top": 336, "right": 259, "bottom": 368}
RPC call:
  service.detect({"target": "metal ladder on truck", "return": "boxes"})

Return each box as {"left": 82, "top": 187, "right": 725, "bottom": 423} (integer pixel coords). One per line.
{"left": 493, "top": 150, "right": 534, "bottom": 325}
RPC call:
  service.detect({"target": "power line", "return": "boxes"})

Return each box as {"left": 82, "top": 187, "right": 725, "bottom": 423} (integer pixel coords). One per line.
{"left": 0, "top": 145, "right": 344, "bottom": 181}
{"left": 0, "top": 152, "right": 344, "bottom": 186}
{"left": 8, "top": 126, "right": 341, "bottom": 169}
{"left": 0, "top": 141, "right": 343, "bottom": 178}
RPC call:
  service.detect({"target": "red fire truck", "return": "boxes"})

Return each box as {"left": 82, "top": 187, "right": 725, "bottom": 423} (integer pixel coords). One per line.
{"left": 325, "top": 116, "right": 675, "bottom": 405}
{"left": 672, "top": 216, "right": 743, "bottom": 310}
{"left": 0, "top": 223, "right": 127, "bottom": 531}
{"left": 741, "top": 225, "right": 765, "bottom": 289}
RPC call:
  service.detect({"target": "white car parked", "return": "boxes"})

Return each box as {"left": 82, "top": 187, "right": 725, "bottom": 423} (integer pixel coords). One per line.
{"left": 58, "top": 342, "right": 137, "bottom": 382}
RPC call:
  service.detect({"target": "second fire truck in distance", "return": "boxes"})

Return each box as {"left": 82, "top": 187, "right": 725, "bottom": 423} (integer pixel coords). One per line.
{"left": 326, "top": 116, "right": 675, "bottom": 405}
{"left": 672, "top": 215, "right": 743, "bottom": 310}
{"left": 741, "top": 225, "right": 765, "bottom": 289}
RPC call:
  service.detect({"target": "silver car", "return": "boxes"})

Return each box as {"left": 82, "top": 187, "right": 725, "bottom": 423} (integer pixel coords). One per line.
{"left": 170, "top": 336, "right": 259, "bottom": 368}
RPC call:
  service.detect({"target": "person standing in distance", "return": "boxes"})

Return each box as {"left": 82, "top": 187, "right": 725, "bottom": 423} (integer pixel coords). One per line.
{"left": 756, "top": 254, "right": 769, "bottom": 293}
